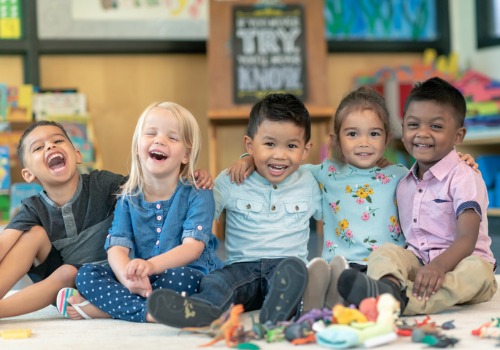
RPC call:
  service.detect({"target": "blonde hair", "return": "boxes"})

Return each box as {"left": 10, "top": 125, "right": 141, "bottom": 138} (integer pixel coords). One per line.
{"left": 121, "top": 101, "right": 201, "bottom": 197}
{"left": 331, "top": 86, "right": 392, "bottom": 163}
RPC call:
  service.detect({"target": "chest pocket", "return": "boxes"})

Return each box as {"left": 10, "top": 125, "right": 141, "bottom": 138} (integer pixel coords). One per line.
{"left": 284, "top": 201, "right": 308, "bottom": 226}
{"left": 236, "top": 199, "right": 264, "bottom": 219}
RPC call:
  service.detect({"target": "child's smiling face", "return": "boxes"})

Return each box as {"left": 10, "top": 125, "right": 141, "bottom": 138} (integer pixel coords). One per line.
{"left": 402, "top": 100, "right": 466, "bottom": 175}
{"left": 244, "top": 119, "right": 311, "bottom": 184}
{"left": 338, "top": 109, "right": 387, "bottom": 169}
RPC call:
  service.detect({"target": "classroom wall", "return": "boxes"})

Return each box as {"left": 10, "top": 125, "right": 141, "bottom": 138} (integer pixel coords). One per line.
{"left": 36, "top": 52, "right": 422, "bottom": 175}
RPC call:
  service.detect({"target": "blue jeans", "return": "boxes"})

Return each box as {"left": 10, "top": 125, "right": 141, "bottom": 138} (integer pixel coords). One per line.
{"left": 191, "top": 258, "right": 285, "bottom": 313}
{"left": 76, "top": 264, "right": 204, "bottom": 322}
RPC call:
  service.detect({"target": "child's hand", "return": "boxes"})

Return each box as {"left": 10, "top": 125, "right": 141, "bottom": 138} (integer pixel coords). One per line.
{"left": 194, "top": 169, "right": 214, "bottom": 189}
{"left": 125, "top": 258, "right": 154, "bottom": 279}
{"left": 457, "top": 152, "right": 480, "bottom": 174}
{"left": 412, "top": 264, "right": 445, "bottom": 301}
{"left": 125, "top": 275, "right": 153, "bottom": 298}
{"left": 226, "top": 156, "right": 255, "bottom": 184}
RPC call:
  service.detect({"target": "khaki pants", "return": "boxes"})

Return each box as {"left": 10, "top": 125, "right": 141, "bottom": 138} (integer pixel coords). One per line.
{"left": 367, "top": 243, "right": 497, "bottom": 316}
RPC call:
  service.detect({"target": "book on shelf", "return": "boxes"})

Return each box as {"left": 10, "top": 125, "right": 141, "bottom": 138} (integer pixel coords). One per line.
{"left": 0, "top": 84, "right": 7, "bottom": 121}
{"left": 33, "top": 92, "right": 87, "bottom": 121}
{"left": 7, "top": 84, "right": 33, "bottom": 122}
{"left": 0, "top": 146, "right": 10, "bottom": 192}
{"left": 9, "top": 182, "right": 43, "bottom": 218}
{"left": 0, "top": 129, "right": 24, "bottom": 168}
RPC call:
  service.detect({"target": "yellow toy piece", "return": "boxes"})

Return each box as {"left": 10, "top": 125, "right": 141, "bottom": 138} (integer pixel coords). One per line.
{"left": 0, "top": 329, "right": 32, "bottom": 339}
{"left": 333, "top": 304, "right": 367, "bottom": 325}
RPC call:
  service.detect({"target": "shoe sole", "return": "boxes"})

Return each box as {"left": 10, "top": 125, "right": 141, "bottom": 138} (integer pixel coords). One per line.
{"left": 259, "top": 257, "right": 308, "bottom": 324}
{"left": 147, "top": 289, "right": 222, "bottom": 328}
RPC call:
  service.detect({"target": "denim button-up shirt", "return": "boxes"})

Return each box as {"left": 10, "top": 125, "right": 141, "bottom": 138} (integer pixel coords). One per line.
{"left": 105, "top": 181, "right": 223, "bottom": 274}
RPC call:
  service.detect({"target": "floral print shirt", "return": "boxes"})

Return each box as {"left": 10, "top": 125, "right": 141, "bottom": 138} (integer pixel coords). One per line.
{"left": 304, "top": 160, "right": 408, "bottom": 264}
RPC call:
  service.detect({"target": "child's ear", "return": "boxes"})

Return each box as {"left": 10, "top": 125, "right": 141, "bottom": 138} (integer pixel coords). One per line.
{"left": 454, "top": 127, "right": 466, "bottom": 145}
{"left": 21, "top": 168, "right": 36, "bottom": 183}
{"left": 243, "top": 135, "right": 253, "bottom": 155}
{"left": 75, "top": 149, "right": 83, "bottom": 164}
{"left": 182, "top": 150, "right": 190, "bottom": 165}
{"left": 302, "top": 141, "right": 312, "bottom": 160}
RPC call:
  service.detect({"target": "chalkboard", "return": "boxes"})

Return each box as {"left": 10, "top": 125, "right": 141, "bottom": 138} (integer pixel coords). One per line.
{"left": 232, "top": 4, "right": 307, "bottom": 104}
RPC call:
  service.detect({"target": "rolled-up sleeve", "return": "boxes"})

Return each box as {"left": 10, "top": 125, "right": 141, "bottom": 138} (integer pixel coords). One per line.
{"left": 181, "top": 188, "right": 216, "bottom": 247}
{"left": 105, "top": 197, "right": 134, "bottom": 251}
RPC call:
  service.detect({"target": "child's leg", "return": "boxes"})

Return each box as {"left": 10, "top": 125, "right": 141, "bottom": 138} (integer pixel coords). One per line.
{"left": 0, "top": 226, "right": 52, "bottom": 298}
{"left": 0, "top": 264, "right": 77, "bottom": 318}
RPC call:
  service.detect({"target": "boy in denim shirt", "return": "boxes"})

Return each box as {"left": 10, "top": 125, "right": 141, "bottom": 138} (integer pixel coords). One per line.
{"left": 148, "top": 93, "right": 322, "bottom": 327}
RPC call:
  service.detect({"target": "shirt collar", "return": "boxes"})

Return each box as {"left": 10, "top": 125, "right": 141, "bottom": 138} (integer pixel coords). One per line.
{"left": 251, "top": 169, "right": 297, "bottom": 187}
{"left": 408, "top": 149, "right": 459, "bottom": 182}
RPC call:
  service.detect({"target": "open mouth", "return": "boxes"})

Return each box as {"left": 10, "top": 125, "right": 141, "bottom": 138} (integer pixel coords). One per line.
{"left": 47, "top": 153, "right": 66, "bottom": 171}
{"left": 149, "top": 151, "right": 167, "bottom": 161}
{"left": 268, "top": 164, "right": 287, "bottom": 175}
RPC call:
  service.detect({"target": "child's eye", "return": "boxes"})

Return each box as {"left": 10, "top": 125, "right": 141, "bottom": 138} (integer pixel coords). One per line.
{"left": 264, "top": 142, "right": 275, "bottom": 147}
{"left": 370, "top": 131, "right": 381, "bottom": 137}
{"left": 33, "top": 145, "right": 43, "bottom": 152}
{"left": 55, "top": 139, "right": 65, "bottom": 144}
{"left": 431, "top": 124, "right": 443, "bottom": 130}
{"left": 288, "top": 144, "right": 298, "bottom": 149}
{"left": 169, "top": 136, "right": 179, "bottom": 141}
{"left": 347, "top": 131, "right": 357, "bottom": 137}
{"left": 406, "top": 122, "right": 418, "bottom": 128}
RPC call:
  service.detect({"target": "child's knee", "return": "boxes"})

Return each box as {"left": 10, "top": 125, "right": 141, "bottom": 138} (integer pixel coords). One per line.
{"left": 51, "top": 264, "right": 78, "bottom": 286}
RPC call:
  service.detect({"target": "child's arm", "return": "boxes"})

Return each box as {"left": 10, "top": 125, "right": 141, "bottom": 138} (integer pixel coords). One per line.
{"left": 146, "top": 238, "right": 205, "bottom": 274}
{"left": 412, "top": 209, "right": 480, "bottom": 301}
{"left": 108, "top": 246, "right": 153, "bottom": 297}
{"left": 226, "top": 155, "right": 255, "bottom": 184}
{"left": 0, "top": 228, "right": 23, "bottom": 262}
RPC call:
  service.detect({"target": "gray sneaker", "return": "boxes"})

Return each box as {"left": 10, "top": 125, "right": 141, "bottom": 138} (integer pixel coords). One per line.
{"left": 259, "top": 257, "right": 307, "bottom": 325}
{"left": 324, "top": 255, "right": 349, "bottom": 309}
{"left": 302, "top": 257, "right": 331, "bottom": 312}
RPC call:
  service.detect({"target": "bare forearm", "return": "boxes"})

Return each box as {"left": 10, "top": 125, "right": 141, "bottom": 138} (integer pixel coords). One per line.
{"left": 107, "top": 246, "right": 132, "bottom": 285}
{"left": 148, "top": 239, "right": 204, "bottom": 274}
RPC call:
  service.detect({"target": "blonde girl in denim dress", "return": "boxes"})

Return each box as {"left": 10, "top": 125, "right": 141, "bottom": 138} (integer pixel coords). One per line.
{"left": 64, "top": 102, "right": 223, "bottom": 322}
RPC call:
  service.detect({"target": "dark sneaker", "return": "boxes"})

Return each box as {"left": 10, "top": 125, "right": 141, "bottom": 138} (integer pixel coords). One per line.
{"left": 324, "top": 255, "right": 349, "bottom": 309}
{"left": 337, "top": 268, "right": 408, "bottom": 312}
{"left": 147, "top": 289, "right": 223, "bottom": 328}
{"left": 259, "top": 257, "right": 308, "bottom": 324}
{"left": 303, "top": 257, "right": 330, "bottom": 312}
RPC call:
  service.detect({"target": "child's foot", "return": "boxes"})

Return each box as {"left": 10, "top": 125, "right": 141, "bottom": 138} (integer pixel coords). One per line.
{"left": 303, "top": 258, "right": 330, "bottom": 312}
{"left": 67, "top": 293, "right": 111, "bottom": 320}
{"left": 337, "top": 269, "right": 408, "bottom": 311}
{"left": 324, "top": 255, "right": 349, "bottom": 309}
{"left": 147, "top": 289, "right": 223, "bottom": 328}
{"left": 260, "top": 257, "right": 308, "bottom": 325}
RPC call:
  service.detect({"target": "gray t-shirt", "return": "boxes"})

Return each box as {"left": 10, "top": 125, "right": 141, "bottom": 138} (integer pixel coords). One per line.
{"left": 6, "top": 170, "right": 126, "bottom": 265}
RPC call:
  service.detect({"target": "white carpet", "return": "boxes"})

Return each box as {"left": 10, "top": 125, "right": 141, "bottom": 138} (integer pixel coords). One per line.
{"left": 2, "top": 277, "right": 500, "bottom": 350}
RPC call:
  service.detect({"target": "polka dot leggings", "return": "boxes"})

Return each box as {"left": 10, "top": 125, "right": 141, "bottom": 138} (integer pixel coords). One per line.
{"left": 76, "top": 264, "right": 204, "bottom": 322}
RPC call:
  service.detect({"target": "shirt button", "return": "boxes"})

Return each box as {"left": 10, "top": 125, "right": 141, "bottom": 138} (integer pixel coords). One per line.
{"left": 295, "top": 205, "right": 299, "bottom": 211}
{"left": 156, "top": 240, "right": 160, "bottom": 246}
{"left": 157, "top": 215, "right": 162, "bottom": 221}
{"left": 156, "top": 228, "right": 161, "bottom": 233}
{"left": 63, "top": 207, "right": 69, "bottom": 213}
{"left": 413, "top": 218, "right": 417, "bottom": 223}
{"left": 271, "top": 205, "right": 276, "bottom": 211}
{"left": 418, "top": 189, "right": 423, "bottom": 193}
{"left": 421, "top": 242, "right": 425, "bottom": 246}
{"left": 273, "top": 184, "right": 278, "bottom": 190}
{"left": 156, "top": 204, "right": 161, "bottom": 209}
{"left": 246, "top": 204, "right": 251, "bottom": 209}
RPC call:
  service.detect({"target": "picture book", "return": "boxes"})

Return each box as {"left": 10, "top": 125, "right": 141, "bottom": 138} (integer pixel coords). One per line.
{"left": 9, "top": 182, "right": 43, "bottom": 218}
{"left": 7, "top": 84, "right": 33, "bottom": 122}
{"left": 33, "top": 92, "right": 87, "bottom": 120}
{"left": 0, "top": 146, "right": 10, "bottom": 192}
{"left": 0, "top": 83, "right": 7, "bottom": 121}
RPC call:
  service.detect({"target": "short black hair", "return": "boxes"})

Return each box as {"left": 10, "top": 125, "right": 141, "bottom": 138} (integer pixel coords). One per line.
{"left": 17, "top": 120, "right": 73, "bottom": 167}
{"left": 246, "top": 93, "right": 311, "bottom": 142}
{"left": 403, "top": 76, "right": 466, "bottom": 126}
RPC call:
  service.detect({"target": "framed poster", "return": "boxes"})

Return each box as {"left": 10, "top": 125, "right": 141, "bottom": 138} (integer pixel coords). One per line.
{"left": 37, "top": 0, "right": 207, "bottom": 41}
{"left": 232, "top": 4, "right": 307, "bottom": 104}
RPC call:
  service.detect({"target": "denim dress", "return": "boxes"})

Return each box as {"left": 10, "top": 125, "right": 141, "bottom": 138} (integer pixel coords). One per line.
{"left": 76, "top": 181, "right": 223, "bottom": 322}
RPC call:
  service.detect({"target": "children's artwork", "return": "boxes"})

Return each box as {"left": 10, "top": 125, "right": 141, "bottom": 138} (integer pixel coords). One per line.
{"left": 325, "top": 0, "right": 438, "bottom": 41}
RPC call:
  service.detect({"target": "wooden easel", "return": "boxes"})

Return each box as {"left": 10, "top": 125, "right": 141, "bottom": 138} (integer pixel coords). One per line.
{"left": 208, "top": 0, "right": 332, "bottom": 236}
